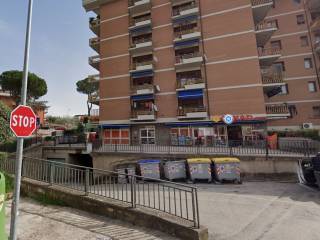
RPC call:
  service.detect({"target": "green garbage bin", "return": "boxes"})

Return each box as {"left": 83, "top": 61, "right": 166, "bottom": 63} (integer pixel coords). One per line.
{"left": 0, "top": 172, "right": 7, "bottom": 239}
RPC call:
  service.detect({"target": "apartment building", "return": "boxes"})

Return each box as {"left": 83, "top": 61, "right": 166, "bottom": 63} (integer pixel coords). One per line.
{"left": 82, "top": 0, "right": 320, "bottom": 146}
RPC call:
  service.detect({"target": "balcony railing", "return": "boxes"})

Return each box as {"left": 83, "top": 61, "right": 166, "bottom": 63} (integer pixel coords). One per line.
{"left": 89, "top": 92, "right": 100, "bottom": 103}
{"left": 177, "top": 77, "right": 204, "bottom": 88}
{"left": 261, "top": 71, "right": 284, "bottom": 85}
{"left": 258, "top": 47, "right": 281, "bottom": 57}
{"left": 251, "top": 0, "right": 274, "bottom": 7}
{"left": 131, "top": 84, "right": 154, "bottom": 93}
{"left": 130, "top": 15, "right": 151, "bottom": 27}
{"left": 89, "top": 55, "right": 101, "bottom": 64}
{"left": 132, "top": 60, "right": 153, "bottom": 70}
{"left": 89, "top": 16, "right": 100, "bottom": 32}
{"left": 315, "top": 40, "right": 320, "bottom": 52}
{"left": 89, "top": 37, "right": 100, "bottom": 46}
{"left": 266, "top": 104, "right": 289, "bottom": 115}
{"left": 255, "top": 20, "right": 277, "bottom": 31}
{"left": 131, "top": 37, "right": 152, "bottom": 47}
{"left": 88, "top": 74, "right": 100, "bottom": 83}
{"left": 172, "top": 2, "right": 198, "bottom": 16}
{"left": 174, "top": 27, "right": 199, "bottom": 39}
{"left": 175, "top": 52, "right": 202, "bottom": 64}
{"left": 131, "top": 109, "right": 155, "bottom": 118}
{"left": 177, "top": 106, "right": 206, "bottom": 116}
{"left": 129, "top": 0, "right": 150, "bottom": 7}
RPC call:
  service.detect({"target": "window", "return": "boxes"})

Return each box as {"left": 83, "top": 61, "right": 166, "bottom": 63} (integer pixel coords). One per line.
{"left": 313, "top": 106, "right": 320, "bottom": 118}
{"left": 300, "top": 36, "right": 309, "bottom": 47}
{"left": 304, "top": 58, "right": 313, "bottom": 69}
{"left": 280, "top": 84, "right": 289, "bottom": 95}
{"left": 293, "top": 0, "right": 301, "bottom": 4}
{"left": 140, "top": 127, "right": 155, "bottom": 144}
{"left": 296, "top": 14, "right": 305, "bottom": 25}
{"left": 270, "top": 19, "right": 279, "bottom": 28}
{"left": 288, "top": 105, "right": 298, "bottom": 118}
{"left": 271, "top": 40, "right": 282, "bottom": 50}
{"left": 104, "top": 129, "right": 130, "bottom": 145}
{"left": 308, "top": 81, "right": 317, "bottom": 92}
{"left": 273, "top": 62, "right": 286, "bottom": 72}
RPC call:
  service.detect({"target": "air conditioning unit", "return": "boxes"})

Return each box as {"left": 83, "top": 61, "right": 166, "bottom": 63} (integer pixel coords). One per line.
{"left": 302, "top": 123, "right": 313, "bottom": 129}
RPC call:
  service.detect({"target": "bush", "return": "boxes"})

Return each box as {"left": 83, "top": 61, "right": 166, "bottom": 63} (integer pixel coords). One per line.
{"left": 0, "top": 100, "right": 13, "bottom": 143}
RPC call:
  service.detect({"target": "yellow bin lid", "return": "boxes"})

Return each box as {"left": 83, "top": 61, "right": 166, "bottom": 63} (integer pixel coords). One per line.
{"left": 212, "top": 157, "right": 240, "bottom": 163}
{"left": 187, "top": 158, "right": 211, "bottom": 164}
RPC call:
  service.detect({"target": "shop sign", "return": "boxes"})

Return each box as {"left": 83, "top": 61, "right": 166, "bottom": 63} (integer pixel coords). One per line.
{"left": 223, "top": 114, "right": 234, "bottom": 125}
{"left": 212, "top": 114, "right": 262, "bottom": 124}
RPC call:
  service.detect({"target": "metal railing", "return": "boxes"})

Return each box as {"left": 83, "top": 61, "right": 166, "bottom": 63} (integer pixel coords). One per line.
{"left": 255, "top": 20, "right": 277, "bottom": 31}
{"left": 130, "top": 15, "right": 151, "bottom": 26}
{"left": 261, "top": 72, "right": 284, "bottom": 85}
{"left": 0, "top": 156, "right": 200, "bottom": 228}
{"left": 266, "top": 104, "right": 290, "bottom": 115}
{"left": 175, "top": 52, "right": 202, "bottom": 63}
{"left": 89, "top": 55, "right": 101, "bottom": 64}
{"left": 177, "top": 77, "right": 204, "bottom": 88}
{"left": 92, "top": 139, "right": 320, "bottom": 158}
{"left": 174, "top": 27, "right": 199, "bottom": 39}
{"left": 177, "top": 106, "right": 206, "bottom": 116}
{"left": 251, "top": 0, "right": 273, "bottom": 7}
{"left": 131, "top": 109, "right": 155, "bottom": 118}
{"left": 172, "top": 1, "right": 198, "bottom": 16}
{"left": 258, "top": 47, "right": 281, "bottom": 57}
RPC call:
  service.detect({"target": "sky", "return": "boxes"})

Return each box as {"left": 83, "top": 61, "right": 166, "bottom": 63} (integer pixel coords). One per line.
{"left": 0, "top": 1, "right": 98, "bottom": 116}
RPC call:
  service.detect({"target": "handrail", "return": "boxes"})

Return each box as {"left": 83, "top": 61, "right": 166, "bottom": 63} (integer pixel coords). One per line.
{"left": 0, "top": 156, "right": 200, "bottom": 228}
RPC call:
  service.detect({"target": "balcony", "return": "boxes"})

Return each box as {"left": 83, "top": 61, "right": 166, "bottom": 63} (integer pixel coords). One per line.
{"left": 89, "top": 55, "right": 101, "bottom": 70}
{"left": 175, "top": 52, "right": 203, "bottom": 71}
{"left": 172, "top": 0, "right": 194, "bottom": 7}
{"left": 128, "top": 0, "right": 151, "bottom": 17}
{"left": 308, "top": 0, "right": 320, "bottom": 13}
{"left": 129, "top": 16, "right": 151, "bottom": 30}
{"left": 172, "top": 2, "right": 199, "bottom": 19}
{"left": 261, "top": 71, "right": 285, "bottom": 97}
{"left": 266, "top": 104, "right": 291, "bottom": 119}
{"left": 131, "top": 109, "right": 156, "bottom": 121}
{"left": 177, "top": 106, "right": 208, "bottom": 120}
{"left": 311, "top": 17, "right": 320, "bottom": 32}
{"left": 89, "top": 16, "right": 100, "bottom": 35}
{"left": 132, "top": 84, "right": 155, "bottom": 95}
{"left": 82, "top": 0, "right": 114, "bottom": 12}
{"left": 251, "top": 0, "right": 274, "bottom": 24}
{"left": 89, "top": 37, "right": 100, "bottom": 53}
{"left": 177, "top": 77, "right": 205, "bottom": 90}
{"left": 130, "top": 60, "right": 154, "bottom": 73}
{"left": 88, "top": 74, "right": 100, "bottom": 83}
{"left": 255, "top": 20, "right": 278, "bottom": 46}
{"left": 129, "top": 38, "right": 153, "bottom": 56}
{"left": 315, "top": 41, "right": 320, "bottom": 54}
{"left": 258, "top": 47, "right": 281, "bottom": 66}
{"left": 174, "top": 28, "right": 201, "bottom": 43}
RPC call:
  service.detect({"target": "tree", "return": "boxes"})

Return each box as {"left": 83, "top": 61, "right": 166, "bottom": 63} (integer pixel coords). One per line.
{"left": 0, "top": 70, "right": 48, "bottom": 104}
{"left": 0, "top": 100, "right": 13, "bottom": 143}
{"left": 76, "top": 77, "right": 98, "bottom": 116}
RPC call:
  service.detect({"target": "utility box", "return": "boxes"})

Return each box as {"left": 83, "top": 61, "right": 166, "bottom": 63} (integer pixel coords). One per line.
{"left": 0, "top": 172, "right": 7, "bottom": 240}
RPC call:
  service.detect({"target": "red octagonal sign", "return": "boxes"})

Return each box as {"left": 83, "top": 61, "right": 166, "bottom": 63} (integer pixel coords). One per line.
{"left": 10, "top": 105, "right": 37, "bottom": 137}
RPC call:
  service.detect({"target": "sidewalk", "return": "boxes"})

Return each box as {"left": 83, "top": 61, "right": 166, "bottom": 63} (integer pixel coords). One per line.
{"left": 5, "top": 198, "right": 178, "bottom": 240}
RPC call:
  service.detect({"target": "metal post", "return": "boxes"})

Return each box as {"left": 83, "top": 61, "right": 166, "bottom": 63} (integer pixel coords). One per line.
{"left": 10, "top": 1, "right": 33, "bottom": 240}
{"left": 85, "top": 168, "right": 90, "bottom": 196}
{"left": 50, "top": 163, "right": 55, "bottom": 185}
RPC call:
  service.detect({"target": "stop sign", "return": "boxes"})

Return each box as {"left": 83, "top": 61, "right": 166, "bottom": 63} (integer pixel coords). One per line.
{"left": 10, "top": 105, "right": 37, "bottom": 137}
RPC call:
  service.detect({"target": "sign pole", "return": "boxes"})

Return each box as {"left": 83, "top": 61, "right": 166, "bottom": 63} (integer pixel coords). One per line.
{"left": 10, "top": 0, "right": 33, "bottom": 239}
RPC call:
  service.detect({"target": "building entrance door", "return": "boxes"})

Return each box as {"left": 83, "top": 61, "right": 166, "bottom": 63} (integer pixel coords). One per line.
{"left": 227, "top": 125, "right": 243, "bottom": 146}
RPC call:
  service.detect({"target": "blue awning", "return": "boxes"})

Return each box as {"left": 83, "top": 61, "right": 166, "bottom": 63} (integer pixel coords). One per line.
{"left": 165, "top": 121, "right": 213, "bottom": 127}
{"left": 178, "top": 89, "right": 203, "bottom": 99}
{"left": 173, "top": 15, "right": 198, "bottom": 25}
{"left": 100, "top": 124, "right": 130, "bottom": 129}
{"left": 131, "top": 69, "right": 154, "bottom": 78}
{"left": 131, "top": 94, "right": 154, "bottom": 101}
{"left": 175, "top": 39, "right": 199, "bottom": 48}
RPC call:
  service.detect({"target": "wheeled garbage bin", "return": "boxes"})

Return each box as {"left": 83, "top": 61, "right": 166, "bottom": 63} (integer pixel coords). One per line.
{"left": 163, "top": 160, "right": 186, "bottom": 181}
{"left": 212, "top": 157, "right": 241, "bottom": 183}
{"left": 187, "top": 158, "right": 212, "bottom": 183}
{"left": 0, "top": 172, "right": 7, "bottom": 240}
{"left": 138, "top": 159, "right": 161, "bottom": 180}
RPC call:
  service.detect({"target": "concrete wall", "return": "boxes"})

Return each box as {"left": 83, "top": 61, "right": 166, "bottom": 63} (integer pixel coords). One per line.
{"left": 91, "top": 152, "right": 299, "bottom": 180}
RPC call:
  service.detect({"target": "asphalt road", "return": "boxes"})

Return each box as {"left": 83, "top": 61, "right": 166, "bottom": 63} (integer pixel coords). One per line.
{"left": 4, "top": 182, "right": 320, "bottom": 240}
{"left": 196, "top": 182, "right": 320, "bottom": 240}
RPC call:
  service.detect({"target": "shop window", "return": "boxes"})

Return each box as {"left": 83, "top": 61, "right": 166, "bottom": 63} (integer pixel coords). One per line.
{"left": 313, "top": 106, "right": 320, "bottom": 118}
{"left": 296, "top": 14, "right": 305, "bottom": 25}
{"left": 308, "top": 81, "right": 317, "bottom": 92}
{"left": 104, "top": 129, "right": 130, "bottom": 145}
{"left": 140, "top": 127, "right": 155, "bottom": 144}
{"left": 300, "top": 36, "right": 309, "bottom": 47}
{"left": 304, "top": 58, "right": 313, "bottom": 69}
